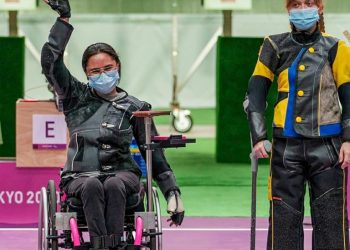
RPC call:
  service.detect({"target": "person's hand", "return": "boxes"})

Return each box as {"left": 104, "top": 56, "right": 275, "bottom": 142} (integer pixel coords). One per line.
{"left": 253, "top": 140, "right": 270, "bottom": 158}
{"left": 166, "top": 190, "right": 184, "bottom": 226}
{"left": 339, "top": 141, "right": 350, "bottom": 169}
{"left": 43, "top": 0, "right": 71, "bottom": 18}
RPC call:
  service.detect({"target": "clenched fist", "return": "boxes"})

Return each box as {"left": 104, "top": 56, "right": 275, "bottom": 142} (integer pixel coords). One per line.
{"left": 43, "top": 0, "right": 71, "bottom": 18}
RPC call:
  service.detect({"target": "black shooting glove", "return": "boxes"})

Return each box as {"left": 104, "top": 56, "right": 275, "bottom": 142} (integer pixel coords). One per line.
{"left": 47, "top": 0, "right": 71, "bottom": 18}
{"left": 166, "top": 190, "right": 185, "bottom": 226}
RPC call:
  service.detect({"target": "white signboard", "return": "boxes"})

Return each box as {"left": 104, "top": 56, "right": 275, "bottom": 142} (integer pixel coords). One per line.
{"left": 32, "top": 114, "right": 67, "bottom": 150}
{"left": 204, "top": 0, "right": 252, "bottom": 10}
{"left": 0, "top": 0, "right": 36, "bottom": 10}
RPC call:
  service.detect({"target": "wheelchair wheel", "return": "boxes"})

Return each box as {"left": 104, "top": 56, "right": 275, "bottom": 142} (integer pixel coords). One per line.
{"left": 47, "top": 180, "right": 58, "bottom": 250}
{"left": 150, "top": 187, "right": 162, "bottom": 250}
{"left": 38, "top": 187, "right": 49, "bottom": 250}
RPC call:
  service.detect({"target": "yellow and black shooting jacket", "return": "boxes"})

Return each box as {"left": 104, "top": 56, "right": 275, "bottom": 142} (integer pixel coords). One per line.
{"left": 247, "top": 29, "right": 350, "bottom": 145}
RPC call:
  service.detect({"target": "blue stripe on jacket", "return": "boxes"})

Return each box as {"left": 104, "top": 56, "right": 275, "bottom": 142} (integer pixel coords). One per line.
{"left": 283, "top": 48, "right": 306, "bottom": 137}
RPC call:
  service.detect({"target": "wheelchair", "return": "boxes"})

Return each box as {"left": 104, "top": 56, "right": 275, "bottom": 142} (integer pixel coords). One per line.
{"left": 38, "top": 110, "right": 195, "bottom": 250}
{"left": 38, "top": 179, "right": 162, "bottom": 250}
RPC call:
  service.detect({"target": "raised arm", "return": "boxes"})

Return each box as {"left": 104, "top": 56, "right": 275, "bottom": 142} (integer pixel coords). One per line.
{"left": 41, "top": 0, "right": 74, "bottom": 99}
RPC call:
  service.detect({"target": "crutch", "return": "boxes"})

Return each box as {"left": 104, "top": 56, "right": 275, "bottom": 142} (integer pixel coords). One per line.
{"left": 243, "top": 99, "right": 271, "bottom": 250}
{"left": 249, "top": 138, "right": 271, "bottom": 250}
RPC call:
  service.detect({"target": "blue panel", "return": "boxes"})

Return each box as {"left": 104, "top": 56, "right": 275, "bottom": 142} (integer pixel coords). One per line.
{"left": 283, "top": 48, "right": 306, "bottom": 137}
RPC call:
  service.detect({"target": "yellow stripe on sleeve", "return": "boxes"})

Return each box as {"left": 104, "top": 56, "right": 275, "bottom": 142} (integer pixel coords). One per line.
{"left": 277, "top": 68, "right": 289, "bottom": 92}
{"left": 252, "top": 59, "right": 275, "bottom": 82}
{"left": 333, "top": 40, "right": 350, "bottom": 88}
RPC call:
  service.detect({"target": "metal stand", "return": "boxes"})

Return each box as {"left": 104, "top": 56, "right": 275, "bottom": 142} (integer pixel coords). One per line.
{"left": 132, "top": 110, "right": 196, "bottom": 212}
{"left": 222, "top": 10, "right": 232, "bottom": 37}
{"left": 144, "top": 115, "right": 153, "bottom": 212}
{"left": 132, "top": 110, "right": 195, "bottom": 250}
{"left": 170, "top": 15, "right": 222, "bottom": 133}
{"left": 9, "top": 10, "right": 18, "bottom": 37}
{"left": 132, "top": 110, "right": 171, "bottom": 212}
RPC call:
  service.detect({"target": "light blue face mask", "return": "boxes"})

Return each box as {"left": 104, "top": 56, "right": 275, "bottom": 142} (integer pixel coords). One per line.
{"left": 289, "top": 7, "right": 320, "bottom": 31}
{"left": 88, "top": 69, "right": 120, "bottom": 94}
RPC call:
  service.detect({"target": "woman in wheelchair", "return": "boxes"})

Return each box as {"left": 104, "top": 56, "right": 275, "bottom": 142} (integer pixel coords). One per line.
{"left": 41, "top": 1, "right": 185, "bottom": 249}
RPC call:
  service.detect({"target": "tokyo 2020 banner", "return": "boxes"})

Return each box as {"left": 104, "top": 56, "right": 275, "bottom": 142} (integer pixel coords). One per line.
{"left": 0, "top": 161, "right": 60, "bottom": 227}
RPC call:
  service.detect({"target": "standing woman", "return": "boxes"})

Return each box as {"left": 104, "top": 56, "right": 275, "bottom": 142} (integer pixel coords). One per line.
{"left": 41, "top": 1, "right": 184, "bottom": 249}
{"left": 245, "top": 0, "right": 350, "bottom": 249}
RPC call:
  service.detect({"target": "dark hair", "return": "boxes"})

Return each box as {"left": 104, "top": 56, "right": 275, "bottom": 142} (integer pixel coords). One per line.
{"left": 82, "top": 42, "right": 121, "bottom": 77}
{"left": 285, "top": 0, "right": 323, "bottom": 8}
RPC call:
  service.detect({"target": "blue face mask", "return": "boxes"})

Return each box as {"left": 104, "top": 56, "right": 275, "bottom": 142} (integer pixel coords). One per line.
{"left": 88, "top": 69, "right": 120, "bottom": 94}
{"left": 289, "top": 7, "right": 319, "bottom": 31}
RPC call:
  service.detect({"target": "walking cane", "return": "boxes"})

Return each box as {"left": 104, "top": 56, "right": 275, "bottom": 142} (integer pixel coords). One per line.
{"left": 249, "top": 138, "right": 271, "bottom": 250}
{"left": 243, "top": 99, "right": 271, "bottom": 250}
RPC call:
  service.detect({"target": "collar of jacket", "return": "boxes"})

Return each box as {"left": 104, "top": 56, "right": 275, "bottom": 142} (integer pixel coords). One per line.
{"left": 291, "top": 24, "right": 321, "bottom": 45}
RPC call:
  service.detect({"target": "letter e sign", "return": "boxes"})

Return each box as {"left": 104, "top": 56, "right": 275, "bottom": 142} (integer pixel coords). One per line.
{"left": 32, "top": 114, "right": 67, "bottom": 150}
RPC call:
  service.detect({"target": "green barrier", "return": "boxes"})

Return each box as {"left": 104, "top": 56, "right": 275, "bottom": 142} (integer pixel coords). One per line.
{"left": 216, "top": 36, "right": 277, "bottom": 163}
{"left": 0, "top": 37, "right": 25, "bottom": 157}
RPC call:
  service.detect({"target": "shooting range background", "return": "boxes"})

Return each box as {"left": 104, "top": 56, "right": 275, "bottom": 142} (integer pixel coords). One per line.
{"left": 0, "top": 0, "right": 349, "bottom": 108}
{"left": 0, "top": 2, "right": 349, "bottom": 248}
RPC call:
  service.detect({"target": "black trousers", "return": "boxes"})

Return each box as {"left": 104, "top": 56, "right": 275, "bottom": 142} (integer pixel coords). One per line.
{"left": 267, "top": 136, "right": 349, "bottom": 250}
{"left": 64, "top": 171, "right": 140, "bottom": 239}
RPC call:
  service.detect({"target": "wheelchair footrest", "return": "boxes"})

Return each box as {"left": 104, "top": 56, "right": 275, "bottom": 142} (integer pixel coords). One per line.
{"left": 134, "top": 212, "right": 156, "bottom": 230}
{"left": 55, "top": 212, "right": 77, "bottom": 230}
{"left": 46, "top": 234, "right": 63, "bottom": 240}
{"left": 142, "top": 231, "right": 162, "bottom": 237}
